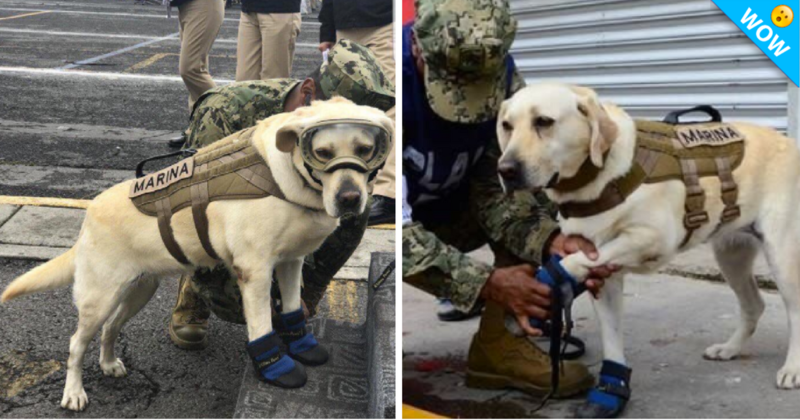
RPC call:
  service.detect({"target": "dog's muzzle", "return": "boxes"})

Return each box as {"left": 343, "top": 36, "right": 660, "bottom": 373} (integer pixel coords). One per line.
{"left": 297, "top": 119, "right": 391, "bottom": 185}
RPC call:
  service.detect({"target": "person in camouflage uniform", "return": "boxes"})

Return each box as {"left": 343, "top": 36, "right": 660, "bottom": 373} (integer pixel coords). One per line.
{"left": 169, "top": 39, "right": 395, "bottom": 350}
{"left": 402, "top": 0, "right": 615, "bottom": 398}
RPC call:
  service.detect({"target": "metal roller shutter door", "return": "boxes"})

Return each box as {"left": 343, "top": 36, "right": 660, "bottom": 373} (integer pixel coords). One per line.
{"left": 508, "top": 0, "right": 791, "bottom": 132}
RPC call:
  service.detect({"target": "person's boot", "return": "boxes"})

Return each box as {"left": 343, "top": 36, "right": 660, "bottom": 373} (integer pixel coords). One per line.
{"left": 465, "top": 301, "right": 594, "bottom": 398}
{"left": 169, "top": 275, "right": 210, "bottom": 350}
{"left": 167, "top": 131, "right": 187, "bottom": 148}
{"left": 367, "top": 195, "right": 395, "bottom": 226}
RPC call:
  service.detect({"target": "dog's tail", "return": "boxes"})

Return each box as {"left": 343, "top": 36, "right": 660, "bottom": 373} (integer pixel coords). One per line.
{"left": 1, "top": 247, "right": 76, "bottom": 303}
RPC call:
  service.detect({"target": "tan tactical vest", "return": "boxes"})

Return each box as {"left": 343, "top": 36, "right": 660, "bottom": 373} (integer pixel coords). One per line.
{"left": 129, "top": 126, "right": 285, "bottom": 264}
{"left": 557, "top": 120, "right": 746, "bottom": 246}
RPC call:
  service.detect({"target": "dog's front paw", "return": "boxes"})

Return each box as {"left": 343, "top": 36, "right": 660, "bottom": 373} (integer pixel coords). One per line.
{"left": 776, "top": 365, "right": 800, "bottom": 389}
{"left": 100, "top": 358, "right": 128, "bottom": 377}
{"left": 703, "top": 343, "right": 740, "bottom": 361}
{"left": 61, "top": 387, "right": 88, "bottom": 411}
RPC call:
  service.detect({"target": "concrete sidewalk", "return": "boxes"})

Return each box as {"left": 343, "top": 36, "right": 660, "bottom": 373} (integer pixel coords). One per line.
{"left": 403, "top": 273, "right": 796, "bottom": 418}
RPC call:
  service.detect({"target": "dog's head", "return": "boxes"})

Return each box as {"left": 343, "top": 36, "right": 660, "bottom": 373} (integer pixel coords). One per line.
{"left": 275, "top": 97, "right": 394, "bottom": 218}
{"left": 496, "top": 83, "right": 618, "bottom": 192}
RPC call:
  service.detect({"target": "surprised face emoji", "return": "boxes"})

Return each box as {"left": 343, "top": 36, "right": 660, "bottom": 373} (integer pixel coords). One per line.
{"left": 772, "top": 5, "right": 794, "bottom": 28}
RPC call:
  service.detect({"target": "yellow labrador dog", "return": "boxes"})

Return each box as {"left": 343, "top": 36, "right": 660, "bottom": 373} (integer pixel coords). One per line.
{"left": 497, "top": 83, "right": 800, "bottom": 404}
{"left": 1, "top": 97, "right": 393, "bottom": 411}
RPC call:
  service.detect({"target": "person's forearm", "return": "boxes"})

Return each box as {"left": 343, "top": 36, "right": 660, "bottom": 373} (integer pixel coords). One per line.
{"left": 402, "top": 222, "right": 492, "bottom": 311}
{"left": 470, "top": 140, "right": 561, "bottom": 266}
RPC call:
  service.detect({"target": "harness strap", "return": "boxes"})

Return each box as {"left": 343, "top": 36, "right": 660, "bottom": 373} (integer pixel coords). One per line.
{"left": 155, "top": 196, "right": 190, "bottom": 265}
{"left": 679, "top": 158, "right": 709, "bottom": 247}
{"left": 238, "top": 164, "right": 286, "bottom": 199}
{"left": 190, "top": 182, "right": 219, "bottom": 260}
{"left": 715, "top": 156, "right": 741, "bottom": 224}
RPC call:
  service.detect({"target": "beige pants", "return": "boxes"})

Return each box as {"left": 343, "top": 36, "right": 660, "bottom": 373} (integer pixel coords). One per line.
{"left": 337, "top": 24, "right": 396, "bottom": 199}
{"left": 236, "top": 12, "right": 302, "bottom": 81}
{"left": 178, "top": 0, "right": 225, "bottom": 111}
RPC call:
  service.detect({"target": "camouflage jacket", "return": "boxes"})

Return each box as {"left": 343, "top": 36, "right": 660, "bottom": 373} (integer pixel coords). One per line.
{"left": 402, "top": 69, "right": 561, "bottom": 312}
{"left": 185, "top": 79, "right": 300, "bottom": 149}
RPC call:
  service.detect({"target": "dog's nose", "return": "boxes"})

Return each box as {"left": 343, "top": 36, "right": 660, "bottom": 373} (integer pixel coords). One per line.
{"left": 336, "top": 190, "right": 361, "bottom": 207}
{"left": 498, "top": 161, "right": 520, "bottom": 182}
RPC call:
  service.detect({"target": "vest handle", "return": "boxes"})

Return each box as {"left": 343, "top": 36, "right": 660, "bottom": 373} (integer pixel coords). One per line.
{"left": 663, "top": 105, "right": 722, "bottom": 124}
{"left": 135, "top": 149, "right": 197, "bottom": 178}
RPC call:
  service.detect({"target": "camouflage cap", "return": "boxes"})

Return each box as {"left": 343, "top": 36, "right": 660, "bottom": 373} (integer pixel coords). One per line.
{"left": 414, "top": 0, "right": 517, "bottom": 123}
{"left": 319, "top": 39, "right": 396, "bottom": 112}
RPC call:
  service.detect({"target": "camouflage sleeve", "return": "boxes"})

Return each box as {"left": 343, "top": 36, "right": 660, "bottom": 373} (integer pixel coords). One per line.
{"left": 402, "top": 221, "right": 492, "bottom": 312}
{"left": 185, "top": 107, "right": 236, "bottom": 149}
{"left": 470, "top": 137, "right": 560, "bottom": 266}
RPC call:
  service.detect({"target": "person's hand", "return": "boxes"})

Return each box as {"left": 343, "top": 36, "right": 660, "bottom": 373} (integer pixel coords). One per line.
{"left": 548, "top": 234, "right": 620, "bottom": 298}
{"left": 318, "top": 42, "right": 333, "bottom": 52}
{"left": 480, "top": 264, "right": 551, "bottom": 336}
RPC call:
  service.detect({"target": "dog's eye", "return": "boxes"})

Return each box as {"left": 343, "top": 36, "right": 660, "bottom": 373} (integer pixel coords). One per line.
{"left": 534, "top": 116, "right": 555, "bottom": 129}
{"left": 502, "top": 121, "right": 513, "bottom": 132}
{"left": 315, "top": 149, "right": 333, "bottom": 160}
{"left": 356, "top": 145, "right": 374, "bottom": 156}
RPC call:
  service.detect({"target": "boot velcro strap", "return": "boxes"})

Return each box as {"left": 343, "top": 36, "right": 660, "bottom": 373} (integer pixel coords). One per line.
{"left": 246, "top": 332, "right": 283, "bottom": 360}
{"left": 597, "top": 381, "right": 631, "bottom": 400}
{"left": 278, "top": 309, "right": 307, "bottom": 343}
{"left": 288, "top": 333, "right": 319, "bottom": 355}
{"left": 600, "top": 360, "right": 632, "bottom": 383}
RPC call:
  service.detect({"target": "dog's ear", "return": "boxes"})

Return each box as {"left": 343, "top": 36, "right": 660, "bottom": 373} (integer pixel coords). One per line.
{"left": 572, "top": 86, "right": 618, "bottom": 168}
{"left": 275, "top": 121, "right": 304, "bottom": 153}
{"left": 375, "top": 113, "right": 395, "bottom": 141}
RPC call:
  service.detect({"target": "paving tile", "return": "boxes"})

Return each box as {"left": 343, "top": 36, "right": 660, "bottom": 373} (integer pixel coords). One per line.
{"left": 0, "top": 205, "right": 19, "bottom": 228}
{"left": 0, "top": 206, "right": 83, "bottom": 248}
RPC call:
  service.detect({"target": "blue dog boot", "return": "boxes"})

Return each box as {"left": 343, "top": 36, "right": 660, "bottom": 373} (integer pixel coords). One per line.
{"left": 276, "top": 308, "right": 329, "bottom": 366}
{"left": 576, "top": 360, "right": 632, "bottom": 418}
{"left": 246, "top": 331, "right": 307, "bottom": 388}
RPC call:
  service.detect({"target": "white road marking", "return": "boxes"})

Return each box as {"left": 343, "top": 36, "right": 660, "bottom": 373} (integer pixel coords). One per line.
{"left": 0, "top": 7, "right": 322, "bottom": 25}
{"left": 0, "top": 66, "right": 234, "bottom": 84}
{"left": 57, "top": 32, "right": 180, "bottom": 70}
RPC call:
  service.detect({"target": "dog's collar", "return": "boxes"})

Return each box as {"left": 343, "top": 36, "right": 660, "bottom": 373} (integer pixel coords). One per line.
{"left": 549, "top": 152, "right": 609, "bottom": 193}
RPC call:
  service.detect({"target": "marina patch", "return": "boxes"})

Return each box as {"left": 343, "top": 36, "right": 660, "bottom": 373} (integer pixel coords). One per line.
{"left": 675, "top": 124, "right": 745, "bottom": 148}
{"left": 129, "top": 158, "right": 194, "bottom": 198}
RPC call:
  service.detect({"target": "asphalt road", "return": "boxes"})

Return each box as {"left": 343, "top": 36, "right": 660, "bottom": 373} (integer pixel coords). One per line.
{"left": 0, "top": 0, "right": 324, "bottom": 417}
{"left": 0, "top": 0, "right": 323, "bottom": 200}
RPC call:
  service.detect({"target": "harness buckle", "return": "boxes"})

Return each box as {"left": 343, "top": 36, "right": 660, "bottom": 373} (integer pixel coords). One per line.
{"left": 721, "top": 205, "right": 741, "bottom": 223}
{"left": 684, "top": 210, "right": 709, "bottom": 229}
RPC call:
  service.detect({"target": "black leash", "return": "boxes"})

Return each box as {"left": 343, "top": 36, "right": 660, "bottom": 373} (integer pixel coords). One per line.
{"left": 529, "top": 256, "right": 586, "bottom": 412}
{"left": 135, "top": 149, "right": 197, "bottom": 178}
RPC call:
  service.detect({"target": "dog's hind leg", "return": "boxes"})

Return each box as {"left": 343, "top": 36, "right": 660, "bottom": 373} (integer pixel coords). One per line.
{"left": 704, "top": 235, "right": 764, "bottom": 361}
{"left": 761, "top": 214, "right": 800, "bottom": 389}
{"left": 62, "top": 263, "right": 130, "bottom": 411}
{"left": 99, "top": 275, "right": 160, "bottom": 377}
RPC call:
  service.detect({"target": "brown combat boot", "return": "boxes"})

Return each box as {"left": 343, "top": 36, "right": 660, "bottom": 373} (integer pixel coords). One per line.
{"left": 466, "top": 301, "right": 594, "bottom": 398}
{"left": 169, "top": 275, "right": 210, "bottom": 350}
